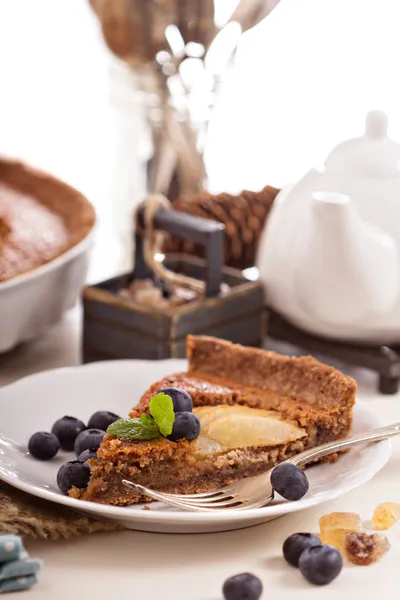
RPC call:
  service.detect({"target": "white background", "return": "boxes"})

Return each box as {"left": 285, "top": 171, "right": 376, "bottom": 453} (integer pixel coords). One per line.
{"left": 2, "top": 0, "right": 400, "bottom": 281}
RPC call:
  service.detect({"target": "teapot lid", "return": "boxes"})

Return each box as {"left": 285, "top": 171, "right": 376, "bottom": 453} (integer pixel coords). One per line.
{"left": 324, "top": 111, "right": 400, "bottom": 178}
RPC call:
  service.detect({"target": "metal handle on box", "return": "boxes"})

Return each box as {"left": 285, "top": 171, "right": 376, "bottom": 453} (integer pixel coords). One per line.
{"left": 133, "top": 205, "right": 225, "bottom": 298}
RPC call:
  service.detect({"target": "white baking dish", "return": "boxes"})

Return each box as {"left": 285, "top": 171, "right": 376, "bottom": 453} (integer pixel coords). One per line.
{"left": 0, "top": 159, "right": 96, "bottom": 353}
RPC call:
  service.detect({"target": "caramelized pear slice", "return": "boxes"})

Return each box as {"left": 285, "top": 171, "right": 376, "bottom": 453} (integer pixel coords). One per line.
{"left": 193, "top": 405, "right": 306, "bottom": 451}
{"left": 202, "top": 409, "right": 306, "bottom": 449}
{"left": 193, "top": 433, "right": 224, "bottom": 457}
{"left": 193, "top": 406, "right": 222, "bottom": 424}
{"left": 194, "top": 404, "right": 279, "bottom": 429}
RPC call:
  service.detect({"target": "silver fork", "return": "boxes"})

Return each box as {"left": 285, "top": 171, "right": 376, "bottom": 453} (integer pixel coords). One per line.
{"left": 122, "top": 423, "right": 400, "bottom": 512}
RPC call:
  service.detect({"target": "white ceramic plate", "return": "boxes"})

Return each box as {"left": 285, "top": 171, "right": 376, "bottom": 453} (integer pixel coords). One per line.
{"left": 0, "top": 360, "right": 391, "bottom": 534}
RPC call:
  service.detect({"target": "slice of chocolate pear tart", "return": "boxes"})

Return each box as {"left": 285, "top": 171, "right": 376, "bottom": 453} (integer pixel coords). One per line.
{"left": 70, "top": 336, "right": 356, "bottom": 506}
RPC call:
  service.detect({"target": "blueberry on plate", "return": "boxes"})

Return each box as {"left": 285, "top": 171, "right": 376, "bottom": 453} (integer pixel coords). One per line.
{"left": 51, "top": 416, "right": 86, "bottom": 451}
{"left": 298, "top": 545, "right": 343, "bottom": 585}
{"left": 157, "top": 387, "right": 193, "bottom": 413}
{"left": 28, "top": 432, "right": 60, "bottom": 461}
{"left": 223, "top": 573, "right": 262, "bottom": 600}
{"left": 87, "top": 411, "right": 121, "bottom": 431}
{"left": 270, "top": 463, "right": 309, "bottom": 501}
{"left": 57, "top": 461, "right": 91, "bottom": 494}
{"left": 74, "top": 429, "right": 105, "bottom": 457}
{"left": 77, "top": 448, "right": 98, "bottom": 462}
{"left": 283, "top": 533, "right": 322, "bottom": 567}
{"left": 167, "top": 412, "right": 200, "bottom": 442}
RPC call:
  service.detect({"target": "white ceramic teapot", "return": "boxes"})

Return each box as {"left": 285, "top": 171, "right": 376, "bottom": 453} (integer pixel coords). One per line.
{"left": 257, "top": 110, "right": 400, "bottom": 344}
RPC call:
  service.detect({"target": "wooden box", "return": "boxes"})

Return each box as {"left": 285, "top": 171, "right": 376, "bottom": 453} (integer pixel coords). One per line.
{"left": 82, "top": 205, "right": 266, "bottom": 362}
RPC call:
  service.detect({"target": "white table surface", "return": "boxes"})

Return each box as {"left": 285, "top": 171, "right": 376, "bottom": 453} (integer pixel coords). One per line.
{"left": 1, "top": 1, "right": 400, "bottom": 598}
{"left": 1, "top": 309, "right": 400, "bottom": 600}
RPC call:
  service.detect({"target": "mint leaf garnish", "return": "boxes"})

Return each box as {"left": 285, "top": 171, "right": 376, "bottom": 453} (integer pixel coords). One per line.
{"left": 149, "top": 392, "right": 175, "bottom": 436}
{"left": 106, "top": 393, "right": 175, "bottom": 440}
{"left": 107, "top": 417, "right": 159, "bottom": 440}
{"left": 139, "top": 413, "right": 156, "bottom": 427}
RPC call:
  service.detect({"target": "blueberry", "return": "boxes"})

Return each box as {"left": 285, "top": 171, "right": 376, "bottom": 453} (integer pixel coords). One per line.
{"left": 51, "top": 416, "right": 86, "bottom": 451}
{"left": 77, "top": 448, "right": 98, "bottom": 462}
{"left": 87, "top": 411, "right": 121, "bottom": 431}
{"left": 223, "top": 573, "right": 262, "bottom": 600}
{"left": 57, "top": 461, "right": 91, "bottom": 494}
{"left": 299, "top": 545, "right": 343, "bottom": 585}
{"left": 74, "top": 429, "right": 105, "bottom": 457}
{"left": 157, "top": 387, "right": 193, "bottom": 413}
{"left": 270, "top": 463, "right": 309, "bottom": 501}
{"left": 28, "top": 432, "right": 60, "bottom": 461}
{"left": 167, "top": 412, "right": 200, "bottom": 442}
{"left": 283, "top": 533, "right": 322, "bottom": 567}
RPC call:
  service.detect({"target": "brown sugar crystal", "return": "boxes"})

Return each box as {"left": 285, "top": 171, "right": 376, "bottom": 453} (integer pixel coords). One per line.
{"left": 341, "top": 531, "right": 390, "bottom": 565}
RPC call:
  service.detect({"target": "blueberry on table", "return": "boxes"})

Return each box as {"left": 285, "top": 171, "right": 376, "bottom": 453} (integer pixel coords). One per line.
{"left": 283, "top": 533, "right": 322, "bottom": 567}
{"left": 223, "top": 573, "right": 262, "bottom": 600}
{"left": 87, "top": 411, "right": 121, "bottom": 431}
{"left": 157, "top": 387, "right": 193, "bottom": 413}
{"left": 167, "top": 412, "right": 200, "bottom": 442}
{"left": 28, "top": 432, "right": 60, "bottom": 461}
{"left": 51, "top": 416, "right": 86, "bottom": 451}
{"left": 298, "top": 545, "right": 343, "bottom": 585}
{"left": 57, "top": 461, "right": 91, "bottom": 494}
{"left": 74, "top": 429, "right": 105, "bottom": 457}
{"left": 270, "top": 463, "right": 309, "bottom": 501}
{"left": 77, "top": 448, "right": 98, "bottom": 462}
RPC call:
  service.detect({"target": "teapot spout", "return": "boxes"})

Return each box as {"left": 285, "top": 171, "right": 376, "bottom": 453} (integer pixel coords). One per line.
{"left": 294, "top": 191, "right": 399, "bottom": 327}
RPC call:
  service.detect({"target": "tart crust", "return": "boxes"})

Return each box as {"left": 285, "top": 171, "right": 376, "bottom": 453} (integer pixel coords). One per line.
{"left": 71, "top": 336, "right": 356, "bottom": 505}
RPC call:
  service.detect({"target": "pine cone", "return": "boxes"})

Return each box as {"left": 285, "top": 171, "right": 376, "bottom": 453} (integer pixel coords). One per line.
{"left": 162, "top": 186, "right": 280, "bottom": 270}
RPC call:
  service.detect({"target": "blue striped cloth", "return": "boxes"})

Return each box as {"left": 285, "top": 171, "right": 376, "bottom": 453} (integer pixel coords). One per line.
{"left": 0, "top": 535, "right": 41, "bottom": 593}
{"left": 0, "top": 575, "right": 37, "bottom": 594}
{"left": 0, "top": 558, "right": 42, "bottom": 581}
{"left": 0, "top": 537, "right": 24, "bottom": 564}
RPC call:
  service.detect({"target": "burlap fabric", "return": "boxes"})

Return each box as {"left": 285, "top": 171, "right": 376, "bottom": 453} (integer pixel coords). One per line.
{"left": 0, "top": 482, "right": 123, "bottom": 540}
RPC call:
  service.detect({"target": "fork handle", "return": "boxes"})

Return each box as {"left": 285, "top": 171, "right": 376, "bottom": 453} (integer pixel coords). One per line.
{"left": 288, "top": 422, "right": 400, "bottom": 468}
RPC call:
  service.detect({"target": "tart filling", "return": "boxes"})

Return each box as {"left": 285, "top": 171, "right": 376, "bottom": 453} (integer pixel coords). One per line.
{"left": 0, "top": 159, "right": 95, "bottom": 282}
